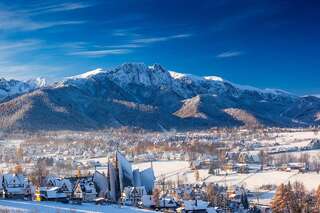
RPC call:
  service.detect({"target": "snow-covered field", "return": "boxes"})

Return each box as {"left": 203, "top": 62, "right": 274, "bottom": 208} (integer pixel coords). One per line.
{"left": 133, "top": 160, "right": 190, "bottom": 178}
{"left": 0, "top": 200, "right": 154, "bottom": 213}
{"left": 134, "top": 160, "right": 320, "bottom": 205}
{"left": 260, "top": 130, "right": 320, "bottom": 148}
{"left": 134, "top": 160, "right": 320, "bottom": 191}
{"left": 135, "top": 160, "right": 319, "bottom": 189}
{"left": 272, "top": 149, "right": 320, "bottom": 158}
{"left": 204, "top": 171, "right": 320, "bottom": 191}
{"left": 0, "top": 139, "right": 24, "bottom": 147}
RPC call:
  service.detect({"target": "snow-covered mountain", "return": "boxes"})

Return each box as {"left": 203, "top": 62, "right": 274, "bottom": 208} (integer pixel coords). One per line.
{"left": 61, "top": 63, "right": 296, "bottom": 101}
{"left": 0, "top": 63, "right": 319, "bottom": 131}
{"left": 0, "top": 77, "right": 46, "bottom": 101}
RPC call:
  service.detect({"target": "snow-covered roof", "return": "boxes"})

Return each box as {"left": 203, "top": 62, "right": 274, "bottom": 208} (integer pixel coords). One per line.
{"left": 3, "top": 174, "right": 25, "bottom": 186}
{"left": 183, "top": 200, "right": 209, "bottom": 210}
{"left": 46, "top": 186, "right": 61, "bottom": 192}
{"left": 45, "top": 176, "right": 72, "bottom": 192}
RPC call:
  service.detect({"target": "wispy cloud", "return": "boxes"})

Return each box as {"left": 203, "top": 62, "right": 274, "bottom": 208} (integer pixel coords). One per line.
{"left": 0, "top": 12, "right": 85, "bottom": 31}
{"left": 112, "top": 28, "right": 141, "bottom": 37}
{"left": 55, "top": 41, "right": 88, "bottom": 50}
{"left": 63, "top": 33, "right": 192, "bottom": 57}
{"left": 101, "top": 44, "right": 142, "bottom": 49}
{"left": 24, "top": 2, "right": 94, "bottom": 15}
{"left": 0, "top": 39, "right": 41, "bottom": 51}
{"left": 133, "top": 34, "right": 192, "bottom": 44}
{"left": 68, "top": 49, "right": 131, "bottom": 57}
{"left": 216, "top": 51, "right": 244, "bottom": 58}
{"left": 0, "top": 39, "right": 67, "bottom": 80}
{"left": 0, "top": 62, "right": 65, "bottom": 80}
{"left": 0, "top": 40, "right": 44, "bottom": 61}
{"left": 0, "top": 3, "right": 87, "bottom": 32}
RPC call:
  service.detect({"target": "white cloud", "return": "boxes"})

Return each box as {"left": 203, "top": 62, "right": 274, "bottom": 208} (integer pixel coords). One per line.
{"left": 0, "top": 40, "right": 41, "bottom": 51}
{"left": 25, "top": 2, "right": 94, "bottom": 15}
{"left": 0, "top": 5, "right": 86, "bottom": 32}
{"left": 0, "top": 40, "right": 44, "bottom": 61}
{"left": 56, "top": 41, "right": 88, "bottom": 50}
{"left": 102, "top": 44, "right": 142, "bottom": 49}
{"left": 112, "top": 28, "right": 141, "bottom": 37}
{"left": 133, "top": 34, "right": 192, "bottom": 44}
{"left": 0, "top": 63, "right": 64, "bottom": 81}
{"left": 0, "top": 39, "right": 67, "bottom": 81}
{"left": 216, "top": 51, "right": 243, "bottom": 58}
{"left": 69, "top": 49, "right": 131, "bottom": 57}
{"left": 63, "top": 33, "right": 192, "bottom": 57}
{"left": 0, "top": 15, "right": 85, "bottom": 31}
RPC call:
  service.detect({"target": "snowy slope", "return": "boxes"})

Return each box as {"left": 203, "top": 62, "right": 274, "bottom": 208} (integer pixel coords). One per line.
{"left": 0, "top": 200, "right": 154, "bottom": 213}
{"left": 62, "top": 63, "right": 296, "bottom": 100}
{"left": 0, "top": 77, "right": 46, "bottom": 102}
{"left": 0, "top": 63, "right": 319, "bottom": 131}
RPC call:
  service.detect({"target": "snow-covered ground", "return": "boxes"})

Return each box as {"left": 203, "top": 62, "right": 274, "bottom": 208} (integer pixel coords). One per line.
{"left": 0, "top": 200, "right": 154, "bottom": 213}
{"left": 260, "top": 130, "right": 320, "bottom": 148}
{"left": 0, "top": 139, "right": 24, "bottom": 147}
{"left": 133, "top": 160, "right": 190, "bottom": 178}
{"left": 134, "top": 160, "right": 320, "bottom": 205}
{"left": 272, "top": 149, "right": 320, "bottom": 158}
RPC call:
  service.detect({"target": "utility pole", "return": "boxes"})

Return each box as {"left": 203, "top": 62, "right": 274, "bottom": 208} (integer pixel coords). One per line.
{"left": 161, "top": 175, "right": 166, "bottom": 209}
{"left": 151, "top": 160, "right": 153, "bottom": 169}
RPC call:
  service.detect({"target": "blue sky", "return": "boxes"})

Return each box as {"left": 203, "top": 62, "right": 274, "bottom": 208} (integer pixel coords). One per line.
{"left": 0, "top": 0, "right": 319, "bottom": 95}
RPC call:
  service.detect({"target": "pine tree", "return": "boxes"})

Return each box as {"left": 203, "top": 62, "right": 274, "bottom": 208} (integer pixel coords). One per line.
{"left": 272, "top": 182, "right": 309, "bottom": 213}
{"left": 207, "top": 184, "right": 218, "bottom": 206}
{"left": 241, "top": 189, "right": 249, "bottom": 209}
{"left": 284, "top": 182, "right": 294, "bottom": 211}
{"left": 316, "top": 185, "right": 320, "bottom": 209}
{"left": 152, "top": 188, "right": 160, "bottom": 208}
{"left": 290, "top": 181, "right": 306, "bottom": 212}
{"left": 271, "top": 183, "right": 287, "bottom": 213}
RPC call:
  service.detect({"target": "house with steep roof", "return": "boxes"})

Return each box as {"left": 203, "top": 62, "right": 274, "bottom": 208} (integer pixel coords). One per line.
{"left": 72, "top": 178, "right": 97, "bottom": 202}
{"left": 2, "top": 173, "right": 27, "bottom": 198}
{"left": 45, "top": 176, "right": 73, "bottom": 195}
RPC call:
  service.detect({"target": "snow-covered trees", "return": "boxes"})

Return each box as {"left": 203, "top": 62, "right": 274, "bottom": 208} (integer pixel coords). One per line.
{"left": 316, "top": 185, "right": 320, "bottom": 209}
{"left": 206, "top": 183, "right": 226, "bottom": 209}
{"left": 152, "top": 188, "right": 160, "bottom": 208}
{"left": 240, "top": 189, "right": 249, "bottom": 209}
{"left": 271, "top": 183, "right": 287, "bottom": 212}
{"left": 272, "top": 182, "right": 319, "bottom": 212}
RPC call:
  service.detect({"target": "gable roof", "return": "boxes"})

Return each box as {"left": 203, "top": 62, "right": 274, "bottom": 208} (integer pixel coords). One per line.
{"left": 3, "top": 174, "right": 25, "bottom": 186}
{"left": 45, "top": 176, "right": 73, "bottom": 192}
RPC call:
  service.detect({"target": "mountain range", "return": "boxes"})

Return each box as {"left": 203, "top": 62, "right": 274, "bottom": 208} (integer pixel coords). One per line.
{"left": 0, "top": 63, "right": 319, "bottom": 132}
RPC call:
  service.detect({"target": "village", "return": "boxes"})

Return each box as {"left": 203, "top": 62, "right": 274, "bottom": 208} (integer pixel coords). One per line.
{"left": 0, "top": 127, "right": 320, "bottom": 212}
{"left": 0, "top": 151, "right": 260, "bottom": 213}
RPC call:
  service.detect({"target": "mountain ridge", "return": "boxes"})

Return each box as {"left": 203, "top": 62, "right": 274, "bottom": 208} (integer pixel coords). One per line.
{"left": 0, "top": 77, "right": 46, "bottom": 102}
{"left": 0, "top": 63, "right": 319, "bottom": 132}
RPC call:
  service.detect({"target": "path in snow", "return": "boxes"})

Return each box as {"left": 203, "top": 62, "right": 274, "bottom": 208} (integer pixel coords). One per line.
{"left": 0, "top": 200, "right": 154, "bottom": 213}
